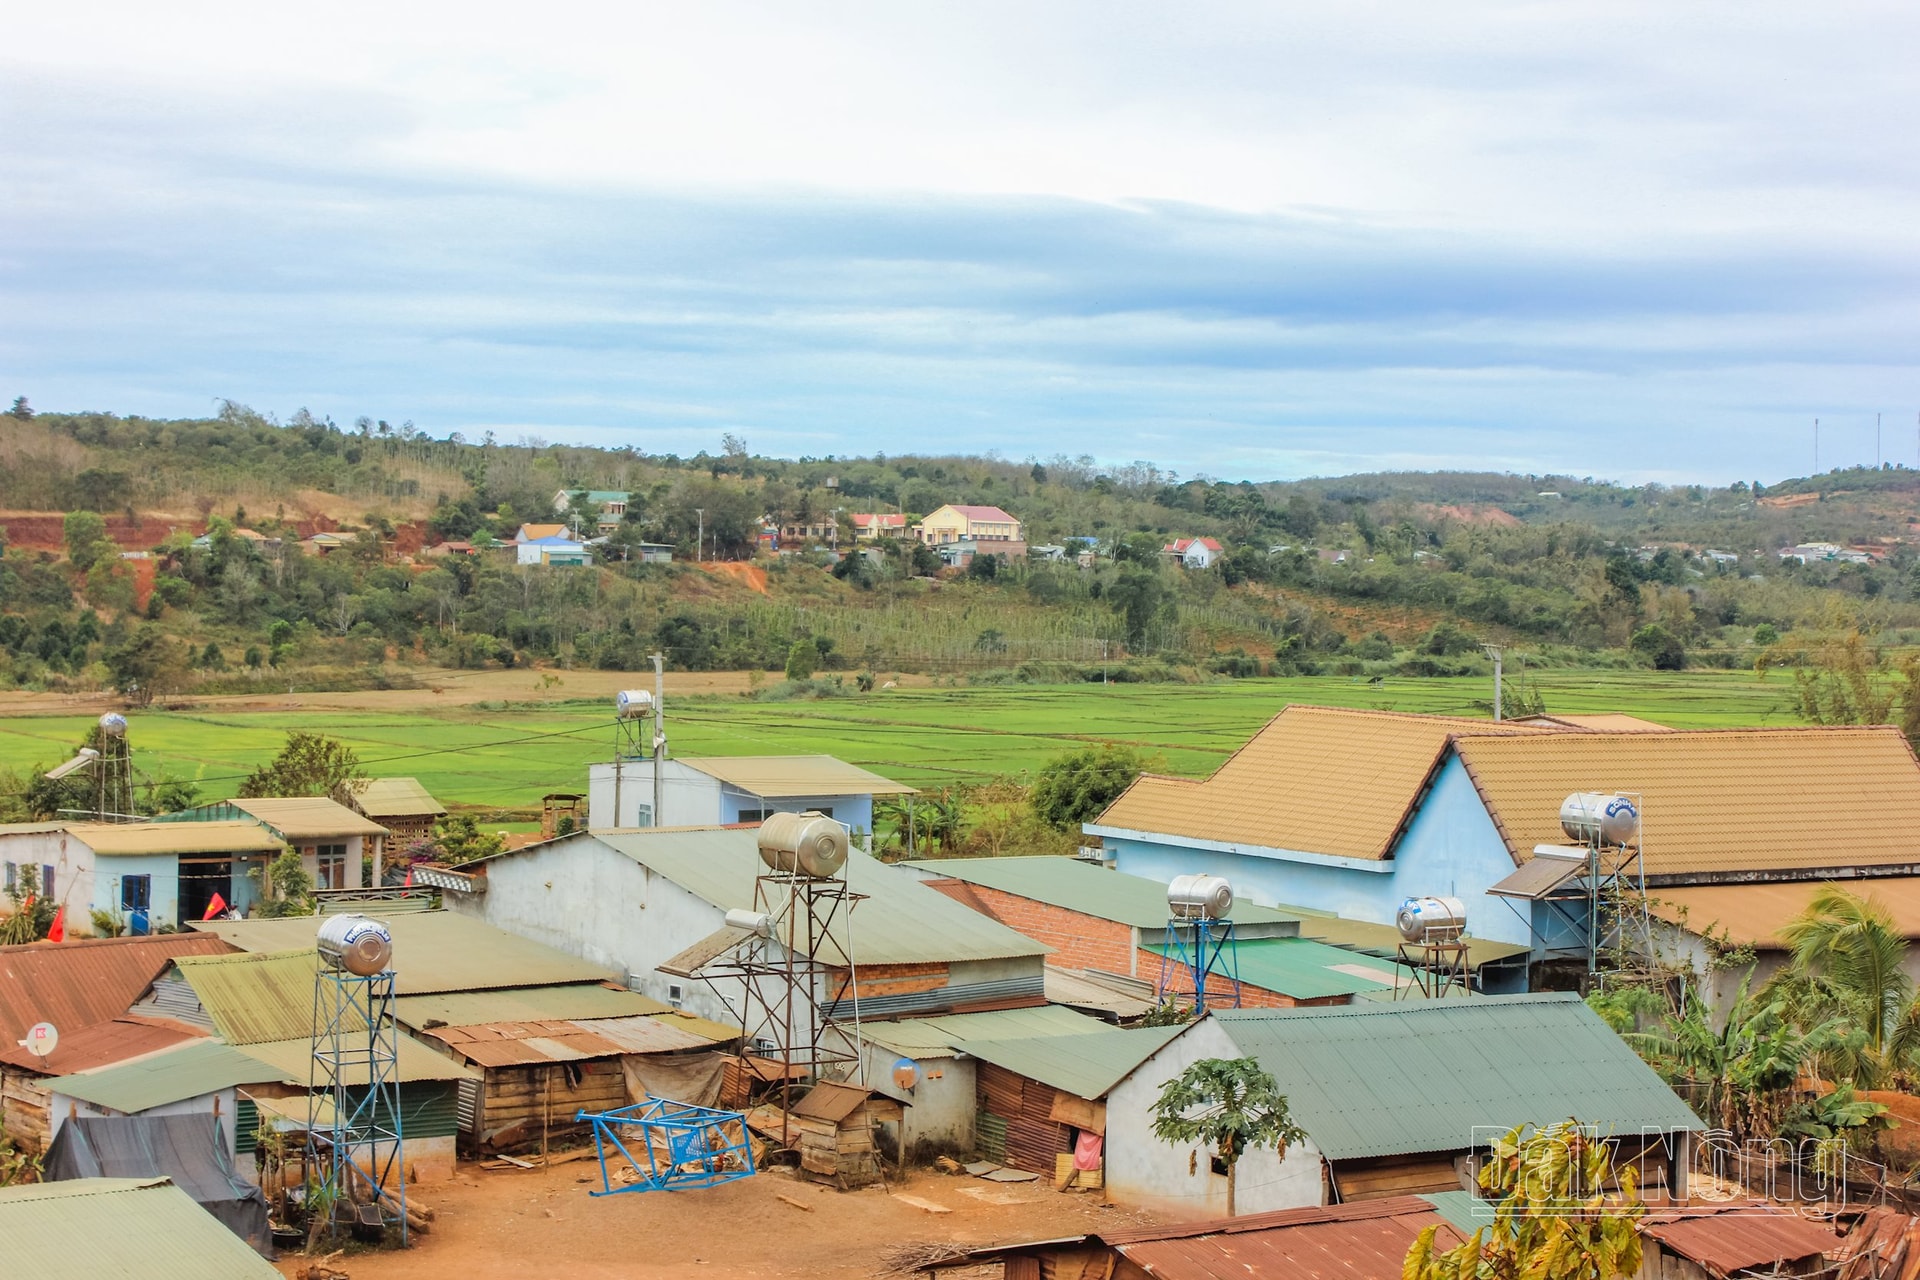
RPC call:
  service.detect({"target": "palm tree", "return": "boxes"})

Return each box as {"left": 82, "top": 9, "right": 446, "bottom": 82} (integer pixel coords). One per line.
{"left": 1626, "top": 977, "right": 1846, "bottom": 1140}
{"left": 1772, "top": 885, "right": 1920, "bottom": 1084}
{"left": 1150, "top": 1057, "right": 1304, "bottom": 1217}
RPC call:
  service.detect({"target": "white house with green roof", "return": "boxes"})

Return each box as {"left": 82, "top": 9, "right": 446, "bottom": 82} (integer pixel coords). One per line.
{"left": 1102, "top": 993, "right": 1702, "bottom": 1216}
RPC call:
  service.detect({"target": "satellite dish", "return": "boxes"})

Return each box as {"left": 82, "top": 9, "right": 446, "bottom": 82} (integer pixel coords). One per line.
{"left": 891, "top": 1057, "right": 920, "bottom": 1092}
{"left": 19, "top": 1022, "right": 57, "bottom": 1060}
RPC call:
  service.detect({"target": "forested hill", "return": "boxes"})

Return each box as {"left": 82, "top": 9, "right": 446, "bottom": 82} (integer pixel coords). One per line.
{"left": 1, "top": 401, "right": 1918, "bottom": 697}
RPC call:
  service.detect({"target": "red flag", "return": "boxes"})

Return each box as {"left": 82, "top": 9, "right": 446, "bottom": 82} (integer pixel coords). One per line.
{"left": 47, "top": 906, "right": 64, "bottom": 943}
{"left": 403, "top": 867, "right": 414, "bottom": 888}
{"left": 202, "top": 892, "right": 227, "bottom": 921}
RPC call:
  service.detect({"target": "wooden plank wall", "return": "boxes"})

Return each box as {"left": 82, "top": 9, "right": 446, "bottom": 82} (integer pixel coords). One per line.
{"left": 1331, "top": 1154, "right": 1463, "bottom": 1201}
{"left": 479, "top": 1060, "right": 626, "bottom": 1150}
{"left": 975, "top": 1062, "right": 1071, "bottom": 1173}
{"left": 1, "top": 1070, "right": 50, "bottom": 1153}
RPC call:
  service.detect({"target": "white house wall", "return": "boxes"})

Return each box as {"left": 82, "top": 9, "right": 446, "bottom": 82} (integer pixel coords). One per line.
{"left": 587, "top": 761, "right": 717, "bottom": 828}
{"left": 1104, "top": 1017, "right": 1326, "bottom": 1216}
{"left": 853, "top": 1039, "right": 975, "bottom": 1156}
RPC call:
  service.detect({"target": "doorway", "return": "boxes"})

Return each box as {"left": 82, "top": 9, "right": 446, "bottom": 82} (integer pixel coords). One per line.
{"left": 177, "top": 859, "right": 234, "bottom": 925}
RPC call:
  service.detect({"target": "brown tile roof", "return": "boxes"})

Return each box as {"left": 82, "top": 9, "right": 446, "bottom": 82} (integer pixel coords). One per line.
{"left": 1649, "top": 878, "right": 1920, "bottom": 947}
{"left": 1513, "top": 713, "right": 1674, "bottom": 732}
{"left": 1092, "top": 706, "right": 1549, "bottom": 860}
{"left": 0, "top": 934, "right": 232, "bottom": 1047}
{"left": 1454, "top": 725, "right": 1920, "bottom": 878}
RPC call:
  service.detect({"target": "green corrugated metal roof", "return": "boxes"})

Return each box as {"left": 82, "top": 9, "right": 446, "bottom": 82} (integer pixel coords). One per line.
{"left": 1288, "top": 912, "right": 1531, "bottom": 967}
{"left": 1211, "top": 993, "right": 1703, "bottom": 1161}
{"left": 192, "top": 910, "right": 617, "bottom": 994}
{"left": 958, "top": 1024, "right": 1188, "bottom": 1100}
{"left": 905, "top": 856, "right": 1300, "bottom": 931}
{"left": 238, "top": 1033, "right": 476, "bottom": 1084}
{"left": 860, "top": 1005, "right": 1109, "bottom": 1056}
{"left": 46, "top": 1039, "right": 281, "bottom": 1114}
{"left": 585, "top": 829, "right": 1048, "bottom": 966}
{"left": 0, "top": 1177, "right": 281, "bottom": 1278}
{"left": 1145, "top": 937, "right": 1404, "bottom": 1000}
{"left": 392, "top": 983, "right": 668, "bottom": 1029}
{"left": 173, "top": 950, "right": 335, "bottom": 1045}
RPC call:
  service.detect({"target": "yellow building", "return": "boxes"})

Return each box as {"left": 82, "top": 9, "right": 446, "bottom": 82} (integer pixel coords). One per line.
{"left": 911, "top": 504, "right": 1024, "bottom": 548}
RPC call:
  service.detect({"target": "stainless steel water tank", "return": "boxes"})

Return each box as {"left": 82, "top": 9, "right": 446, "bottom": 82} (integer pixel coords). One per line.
{"left": 1559, "top": 792, "right": 1640, "bottom": 846}
{"left": 756, "top": 811, "right": 848, "bottom": 879}
{"left": 98, "top": 713, "right": 128, "bottom": 738}
{"left": 317, "top": 914, "right": 393, "bottom": 975}
{"left": 1167, "top": 873, "right": 1234, "bottom": 920}
{"left": 615, "top": 689, "right": 654, "bottom": 719}
{"left": 1396, "top": 896, "right": 1467, "bottom": 942}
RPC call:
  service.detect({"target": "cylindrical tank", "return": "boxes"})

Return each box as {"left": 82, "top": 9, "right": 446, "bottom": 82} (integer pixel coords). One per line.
{"left": 615, "top": 689, "right": 654, "bottom": 719}
{"left": 1396, "top": 896, "right": 1467, "bottom": 942}
{"left": 1167, "top": 873, "right": 1234, "bottom": 921}
{"left": 724, "top": 907, "right": 773, "bottom": 938}
{"left": 98, "top": 713, "right": 128, "bottom": 738}
{"left": 756, "top": 811, "right": 848, "bottom": 879}
{"left": 317, "top": 914, "right": 393, "bottom": 976}
{"left": 1559, "top": 793, "right": 1640, "bottom": 846}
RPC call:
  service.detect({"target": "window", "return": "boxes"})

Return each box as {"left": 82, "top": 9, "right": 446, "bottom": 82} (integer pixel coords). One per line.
{"left": 41, "top": 865, "right": 54, "bottom": 897}
{"left": 667, "top": 983, "right": 684, "bottom": 1009}
{"left": 313, "top": 844, "right": 349, "bottom": 890}
{"left": 2, "top": 862, "right": 13, "bottom": 891}
{"left": 736, "top": 810, "right": 769, "bottom": 824}
{"left": 120, "top": 874, "right": 151, "bottom": 912}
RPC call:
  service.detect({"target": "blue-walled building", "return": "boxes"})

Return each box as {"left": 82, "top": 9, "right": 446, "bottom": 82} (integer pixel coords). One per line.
{"left": 1086, "top": 705, "right": 1920, "bottom": 995}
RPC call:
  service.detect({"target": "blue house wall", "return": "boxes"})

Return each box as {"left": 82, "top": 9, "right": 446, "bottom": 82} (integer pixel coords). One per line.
{"left": 88, "top": 854, "right": 181, "bottom": 929}
{"left": 1100, "top": 753, "right": 1536, "bottom": 956}
{"left": 717, "top": 789, "right": 875, "bottom": 836}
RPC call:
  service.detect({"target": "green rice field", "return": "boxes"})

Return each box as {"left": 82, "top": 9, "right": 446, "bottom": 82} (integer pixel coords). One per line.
{"left": 0, "top": 670, "right": 1804, "bottom": 814}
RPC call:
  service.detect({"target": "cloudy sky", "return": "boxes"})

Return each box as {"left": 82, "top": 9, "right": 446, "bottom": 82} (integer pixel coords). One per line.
{"left": 4, "top": 2, "right": 1917, "bottom": 482}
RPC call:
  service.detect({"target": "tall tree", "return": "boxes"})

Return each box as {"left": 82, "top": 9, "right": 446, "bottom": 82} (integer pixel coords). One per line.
{"left": 63, "top": 510, "right": 114, "bottom": 572}
{"left": 1030, "top": 743, "right": 1143, "bottom": 829}
{"left": 239, "top": 730, "right": 365, "bottom": 798}
{"left": 1150, "top": 1057, "right": 1304, "bottom": 1217}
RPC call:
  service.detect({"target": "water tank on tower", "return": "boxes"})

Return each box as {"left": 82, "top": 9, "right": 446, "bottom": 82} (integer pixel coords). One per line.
{"left": 757, "top": 812, "right": 849, "bottom": 879}
{"left": 98, "top": 713, "right": 128, "bottom": 738}
{"left": 615, "top": 689, "right": 654, "bottom": 718}
{"left": 1167, "top": 874, "right": 1234, "bottom": 920}
{"left": 1559, "top": 793, "right": 1640, "bottom": 846}
{"left": 1396, "top": 896, "right": 1467, "bottom": 942}
{"left": 317, "top": 914, "right": 394, "bottom": 976}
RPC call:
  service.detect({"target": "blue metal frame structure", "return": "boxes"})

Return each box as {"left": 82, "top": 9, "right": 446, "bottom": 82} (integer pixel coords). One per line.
{"left": 575, "top": 1097, "right": 756, "bottom": 1195}
{"left": 307, "top": 968, "right": 409, "bottom": 1243}
{"left": 1155, "top": 917, "right": 1242, "bottom": 1013}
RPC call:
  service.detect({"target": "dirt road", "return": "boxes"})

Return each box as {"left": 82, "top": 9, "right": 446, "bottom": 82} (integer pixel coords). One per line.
{"left": 278, "top": 1162, "right": 1151, "bottom": 1280}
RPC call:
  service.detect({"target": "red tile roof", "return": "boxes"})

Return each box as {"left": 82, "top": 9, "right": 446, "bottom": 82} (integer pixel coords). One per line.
{"left": 947, "top": 505, "right": 1017, "bottom": 522}
{"left": 0, "top": 934, "right": 233, "bottom": 1047}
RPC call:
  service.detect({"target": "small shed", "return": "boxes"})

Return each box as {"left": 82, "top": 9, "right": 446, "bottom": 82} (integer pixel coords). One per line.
{"left": 44, "top": 1037, "right": 281, "bottom": 1164}
{"left": 1638, "top": 1203, "right": 1843, "bottom": 1280}
{"left": 43, "top": 1112, "right": 272, "bottom": 1256}
{"left": 746, "top": 1079, "right": 901, "bottom": 1188}
{"left": 341, "top": 777, "right": 447, "bottom": 846}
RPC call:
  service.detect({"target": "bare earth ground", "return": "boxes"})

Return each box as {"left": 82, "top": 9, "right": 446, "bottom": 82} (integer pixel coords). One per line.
{"left": 0, "top": 668, "right": 937, "bottom": 718}
{"left": 277, "top": 1162, "right": 1156, "bottom": 1280}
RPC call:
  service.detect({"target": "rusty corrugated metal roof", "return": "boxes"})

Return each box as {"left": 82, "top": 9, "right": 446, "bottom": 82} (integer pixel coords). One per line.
{"left": 423, "top": 1013, "right": 718, "bottom": 1067}
{"left": 0, "top": 933, "right": 232, "bottom": 1046}
{"left": 941, "top": 1195, "right": 1463, "bottom": 1277}
{"left": 0, "top": 1017, "right": 204, "bottom": 1075}
{"left": 1640, "top": 1204, "right": 1839, "bottom": 1276}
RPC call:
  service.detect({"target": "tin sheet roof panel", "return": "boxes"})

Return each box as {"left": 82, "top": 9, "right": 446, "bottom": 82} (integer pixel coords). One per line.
{"left": 393, "top": 984, "right": 668, "bottom": 1028}
{"left": 957, "top": 1024, "right": 1187, "bottom": 1100}
{"left": 587, "top": 829, "right": 1047, "bottom": 966}
{"left": 903, "top": 857, "right": 1300, "bottom": 930}
{"left": 1213, "top": 993, "right": 1703, "bottom": 1160}
{"left": 568, "top": 1015, "right": 717, "bottom": 1054}
{"left": 63, "top": 820, "right": 285, "bottom": 856}
{"left": 0, "top": 1177, "right": 281, "bottom": 1279}
{"left": 227, "top": 797, "right": 390, "bottom": 839}
{"left": 1640, "top": 1204, "right": 1840, "bottom": 1273}
{"left": 1146, "top": 937, "right": 1404, "bottom": 1001}
{"left": 0, "top": 1017, "right": 203, "bottom": 1075}
{"left": 46, "top": 1038, "right": 282, "bottom": 1114}
{"left": 237, "top": 1032, "right": 477, "bottom": 1083}
{"left": 679, "top": 755, "right": 918, "bottom": 797}
{"left": 0, "top": 933, "right": 233, "bottom": 1045}
{"left": 344, "top": 777, "right": 447, "bottom": 819}
{"left": 172, "top": 950, "right": 337, "bottom": 1045}
{"left": 191, "top": 910, "right": 616, "bottom": 994}
{"left": 859, "top": 1005, "right": 1110, "bottom": 1056}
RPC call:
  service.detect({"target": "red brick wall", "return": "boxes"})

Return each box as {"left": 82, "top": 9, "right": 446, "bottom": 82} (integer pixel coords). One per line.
{"left": 923, "top": 878, "right": 1341, "bottom": 1008}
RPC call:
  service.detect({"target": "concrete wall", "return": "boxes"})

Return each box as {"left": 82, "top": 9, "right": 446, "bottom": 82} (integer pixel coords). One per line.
{"left": 451, "top": 833, "right": 742, "bottom": 1026}
{"left": 88, "top": 853, "right": 180, "bottom": 931}
{"left": 854, "top": 1040, "right": 976, "bottom": 1155}
{"left": 1104, "top": 1017, "right": 1327, "bottom": 1215}
{"left": 585, "top": 760, "right": 878, "bottom": 835}
{"left": 1103, "top": 755, "right": 1531, "bottom": 949}
{"left": 0, "top": 830, "right": 99, "bottom": 932}
{"left": 716, "top": 787, "right": 873, "bottom": 836}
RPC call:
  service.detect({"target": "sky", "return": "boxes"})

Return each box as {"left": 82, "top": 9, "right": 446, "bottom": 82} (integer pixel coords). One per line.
{"left": 3, "top": 2, "right": 1918, "bottom": 483}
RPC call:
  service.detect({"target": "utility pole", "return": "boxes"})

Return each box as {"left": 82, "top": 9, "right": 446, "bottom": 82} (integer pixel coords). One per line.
{"left": 650, "top": 653, "right": 666, "bottom": 828}
{"left": 695, "top": 509, "right": 705, "bottom": 563}
{"left": 1484, "top": 644, "right": 1504, "bottom": 721}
